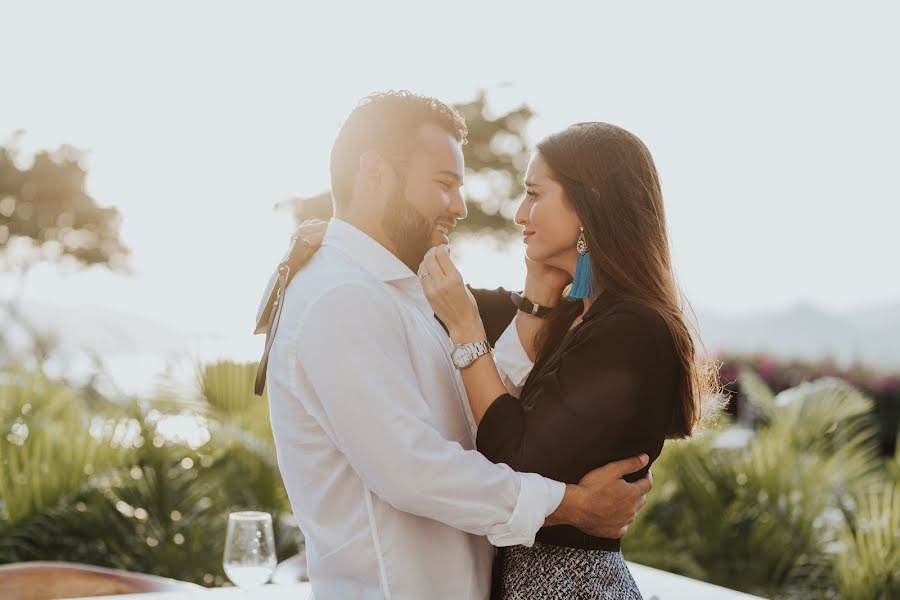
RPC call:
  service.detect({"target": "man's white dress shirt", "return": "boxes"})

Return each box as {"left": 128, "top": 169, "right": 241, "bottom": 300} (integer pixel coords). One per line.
{"left": 267, "top": 219, "right": 566, "bottom": 600}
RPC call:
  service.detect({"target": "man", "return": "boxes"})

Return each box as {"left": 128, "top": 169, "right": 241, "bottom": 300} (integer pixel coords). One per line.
{"left": 267, "top": 92, "right": 651, "bottom": 599}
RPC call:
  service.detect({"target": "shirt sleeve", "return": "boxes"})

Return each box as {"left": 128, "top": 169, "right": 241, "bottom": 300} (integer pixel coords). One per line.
{"left": 476, "top": 313, "right": 658, "bottom": 480}
{"left": 493, "top": 319, "right": 534, "bottom": 398}
{"left": 469, "top": 287, "right": 534, "bottom": 398}
{"left": 291, "top": 283, "right": 565, "bottom": 546}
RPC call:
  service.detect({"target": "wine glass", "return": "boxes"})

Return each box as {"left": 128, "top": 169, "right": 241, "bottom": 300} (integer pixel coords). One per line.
{"left": 223, "top": 511, "right": 277, "bottom": 589}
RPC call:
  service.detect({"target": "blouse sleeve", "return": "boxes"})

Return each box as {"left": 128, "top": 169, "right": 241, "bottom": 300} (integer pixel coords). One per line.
{"left": 475, "top": 312, "right": 660, "bottom": 480}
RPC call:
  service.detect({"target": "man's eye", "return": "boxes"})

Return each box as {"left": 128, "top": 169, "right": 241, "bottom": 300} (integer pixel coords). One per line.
{"left": 438, "top": 181, "right": 452, "bottom": 191}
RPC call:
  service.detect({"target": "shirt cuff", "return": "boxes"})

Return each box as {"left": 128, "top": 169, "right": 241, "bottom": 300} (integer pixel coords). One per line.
{"left": 486, "top": 472, "right": 566, "bottom": 547}
{"left": 493, "top": 319, "right": 534, "bottom": 397}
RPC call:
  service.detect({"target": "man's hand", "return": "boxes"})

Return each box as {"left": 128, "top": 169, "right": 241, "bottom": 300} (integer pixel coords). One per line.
{"left": 546, "top": 454, "right": 652, "bottom": 539}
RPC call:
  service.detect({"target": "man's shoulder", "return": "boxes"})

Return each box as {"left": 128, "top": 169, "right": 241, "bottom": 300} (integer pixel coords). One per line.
{"left": 282, "top": 247, "right": 394, "bottom": 318}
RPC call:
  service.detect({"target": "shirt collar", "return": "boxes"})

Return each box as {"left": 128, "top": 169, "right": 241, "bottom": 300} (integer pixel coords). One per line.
{"left": 323, "top": 218, "right": 418, "bottom": 283}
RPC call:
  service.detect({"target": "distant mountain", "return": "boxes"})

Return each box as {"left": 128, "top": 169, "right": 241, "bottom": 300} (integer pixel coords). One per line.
{"left": 0, "top": 301, "right": 261, "bottom": 397}
{"left": 3, "top": 298, "right": 899, "bottom": 396}
{"left": 696, "top": 301, "right": 900, "bottom": 370}
{"left": 0, "top": 301, "right": 192, "bottom": 356}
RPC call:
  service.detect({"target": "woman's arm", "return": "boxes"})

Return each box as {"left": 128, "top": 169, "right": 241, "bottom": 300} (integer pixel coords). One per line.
{"left": 454, "top": 347, "right": 510, "bottom": 425}
{"left": 420, "top": 247, "right": 568, "bottom": 423}
{"left": 420, "top": 246, "right": 519, "bottom": 423}
{"left": 467, "top": 256, "right": 570, "bottom": 364}
{"left": 513, "top": 265, "right": 568, "bottom": 361}
{"left": 476, "top": 313, "right": 661, "bottom": 479}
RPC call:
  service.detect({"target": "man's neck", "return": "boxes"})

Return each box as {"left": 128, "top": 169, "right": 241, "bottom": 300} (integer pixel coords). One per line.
{"left": 334, "top": 213, "right": 400, "bottom": 258}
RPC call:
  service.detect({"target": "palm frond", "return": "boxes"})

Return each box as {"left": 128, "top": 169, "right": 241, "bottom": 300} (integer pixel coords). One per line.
{"left": 834, "top": 480, "right": 900, "bottom": 599}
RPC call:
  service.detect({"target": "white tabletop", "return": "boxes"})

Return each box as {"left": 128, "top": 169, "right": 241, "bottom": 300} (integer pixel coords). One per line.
{"left": 66, "top": 563, "right": 765, "bottom": 600}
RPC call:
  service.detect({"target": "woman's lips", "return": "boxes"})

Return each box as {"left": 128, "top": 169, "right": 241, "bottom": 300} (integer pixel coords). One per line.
{"left": 523, "top": 231, "right": 535, "bottom": 242}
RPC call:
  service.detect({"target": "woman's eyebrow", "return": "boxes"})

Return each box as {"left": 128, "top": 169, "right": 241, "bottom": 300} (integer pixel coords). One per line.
{"left": 524, "top": 180, "right": 541, "bottom": 188}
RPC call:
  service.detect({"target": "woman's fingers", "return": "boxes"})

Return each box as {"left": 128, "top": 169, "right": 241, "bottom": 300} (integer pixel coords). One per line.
{"left": 423, "top": 245, "right": 459, "bottom": 279}
{"left": 294, "top": 219, "right": 328, "bottom": 248}
{"left": 422, "top": 247, "right": 448, "bottom": 278}
{"left": 296, "top": 219, "right": 323, "bottom": 232}
{"left": 420, "top": 251, "right": 449, "bottom": 308}
{"left": 419, "top": 267, "right": 438, "bottom": 300}
{"left": 433, "top": 246, "right": 461, "bottom": 282}
{"left": 420, "top": 246, "right": 465, "bottom": 315}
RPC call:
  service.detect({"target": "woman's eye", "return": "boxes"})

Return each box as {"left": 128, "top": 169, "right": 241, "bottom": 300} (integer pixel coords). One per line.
{"left": 438, "top": 181, "right": 452, "bottom": 191}
{"left": 525, "top": 190, "right": 537, "bottom": 200}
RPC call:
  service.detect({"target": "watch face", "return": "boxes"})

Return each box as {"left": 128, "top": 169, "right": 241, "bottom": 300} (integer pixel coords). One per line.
{"left": 452, "top": 346, "right": 473, "bottom": 368}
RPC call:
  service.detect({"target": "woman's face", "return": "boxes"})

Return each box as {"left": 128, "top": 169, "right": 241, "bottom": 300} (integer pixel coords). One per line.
{"left": 515, "top": 153, "right": 582, "bottom": 273}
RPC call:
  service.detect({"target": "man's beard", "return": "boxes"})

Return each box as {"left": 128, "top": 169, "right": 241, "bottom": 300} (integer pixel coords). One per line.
{"left": 382, "top": 190, "right": 434, "bottom": 273}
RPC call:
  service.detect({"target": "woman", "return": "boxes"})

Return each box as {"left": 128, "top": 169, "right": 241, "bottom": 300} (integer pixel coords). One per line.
{"left": 419, "top": 122, "right": 720, "bottom": 599}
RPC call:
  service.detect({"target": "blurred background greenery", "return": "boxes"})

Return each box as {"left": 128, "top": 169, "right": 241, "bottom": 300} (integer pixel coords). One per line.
{"left": 1, "top": 358, "right": 896, "bottom": 598}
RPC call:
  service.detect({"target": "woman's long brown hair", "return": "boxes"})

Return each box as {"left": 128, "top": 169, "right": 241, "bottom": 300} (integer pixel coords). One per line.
{"left": 534, "top": 122, "right": 721, "bottom": 439}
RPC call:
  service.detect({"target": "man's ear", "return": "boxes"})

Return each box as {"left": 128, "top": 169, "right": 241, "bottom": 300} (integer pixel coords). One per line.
{"left": 359, "top": 150, "right": 386, "bottom": 193}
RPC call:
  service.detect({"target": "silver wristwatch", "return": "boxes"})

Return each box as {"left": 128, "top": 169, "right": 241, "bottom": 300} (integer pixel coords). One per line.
{"left": 451, "top": 340, "right": 492, "bottom": 369}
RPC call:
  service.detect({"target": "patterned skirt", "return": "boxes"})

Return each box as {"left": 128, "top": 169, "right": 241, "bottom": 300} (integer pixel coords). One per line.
{"left": 497, "top": 542, "right": 643, "bottom": 600}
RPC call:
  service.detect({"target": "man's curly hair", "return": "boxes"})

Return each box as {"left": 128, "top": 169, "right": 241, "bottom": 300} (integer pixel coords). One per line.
{"left": 330, "top": 91, "right": 468, "bottom": 211}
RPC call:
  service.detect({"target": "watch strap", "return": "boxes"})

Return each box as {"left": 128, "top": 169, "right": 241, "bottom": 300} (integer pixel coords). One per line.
{"left": 510, "top": 291, "right": 553, "bottom": 318}
{"left": 453, "top": 340, "right": 492, "bottom": 369}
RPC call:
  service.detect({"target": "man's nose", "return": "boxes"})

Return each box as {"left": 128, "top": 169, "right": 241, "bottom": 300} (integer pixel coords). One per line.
{"left": 449, "top": 189, "right": 467, "bottom": 220}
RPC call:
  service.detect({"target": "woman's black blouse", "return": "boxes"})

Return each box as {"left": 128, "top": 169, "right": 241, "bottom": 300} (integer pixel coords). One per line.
{"left": 471, "top": 287, "right": 679, "bottom": 551}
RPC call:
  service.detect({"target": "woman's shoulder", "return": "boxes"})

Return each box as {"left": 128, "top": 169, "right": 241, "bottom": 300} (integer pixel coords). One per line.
{"left": 579, "top": 294, "right": 673, "bottom": 352}
{"left": 585, "top": 293, "right": 666, "bottom": 328}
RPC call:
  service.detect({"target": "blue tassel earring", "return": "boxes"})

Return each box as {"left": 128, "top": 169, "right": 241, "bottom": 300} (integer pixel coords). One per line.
{"left": 568, "top": 225, "right": 593, "bottom": 302}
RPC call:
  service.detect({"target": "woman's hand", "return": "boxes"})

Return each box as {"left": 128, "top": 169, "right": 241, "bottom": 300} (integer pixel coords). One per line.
{"left": 293, "top": 219, "right": 328, "bottom": 252}
{"left": 419, "top": 246, "right": 486, "bottom": 344}
{"left": 524, "top": 255, "right": 571, "bottom": 307}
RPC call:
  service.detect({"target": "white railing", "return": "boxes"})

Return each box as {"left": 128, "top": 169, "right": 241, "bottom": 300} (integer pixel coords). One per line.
{"left": 629, "top": 562, "right": 767, "bottom": 599}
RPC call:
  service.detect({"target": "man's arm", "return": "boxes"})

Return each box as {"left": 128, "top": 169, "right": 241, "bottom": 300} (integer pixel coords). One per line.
{"left": 548, "top": 456, "right": 652, "bottom": 538}
{"left": 291, "top": 283, "right": 562, "bottom": 546}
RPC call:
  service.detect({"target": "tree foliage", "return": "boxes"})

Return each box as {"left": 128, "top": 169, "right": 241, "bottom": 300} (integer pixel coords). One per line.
{"left": 0, "top": 135, "right": 129, "bottom": 272}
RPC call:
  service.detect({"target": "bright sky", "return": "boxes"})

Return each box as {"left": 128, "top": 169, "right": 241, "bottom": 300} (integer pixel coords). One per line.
{"left": 2, "top": 1, "right": 899, "bottom": 364}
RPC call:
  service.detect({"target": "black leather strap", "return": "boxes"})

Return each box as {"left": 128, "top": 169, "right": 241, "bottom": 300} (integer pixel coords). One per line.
{"left": 510, "top": 291, "right": 553, "bottom": 318}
